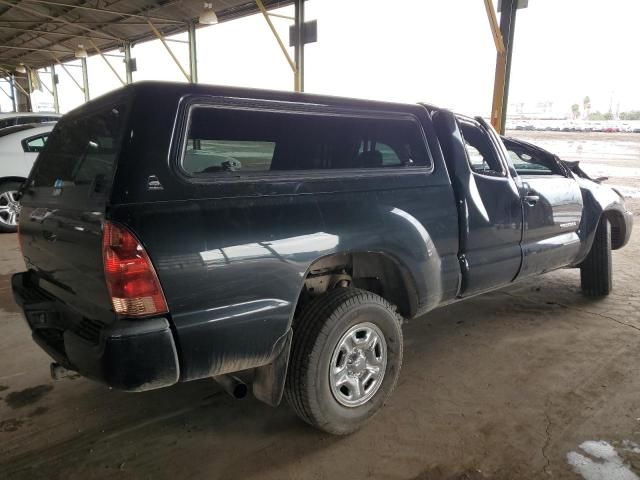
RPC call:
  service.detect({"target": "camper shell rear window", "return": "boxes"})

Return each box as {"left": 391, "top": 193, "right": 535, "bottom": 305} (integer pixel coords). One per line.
{"left": 31, "top": 105, "right": 128, "bottom": 191}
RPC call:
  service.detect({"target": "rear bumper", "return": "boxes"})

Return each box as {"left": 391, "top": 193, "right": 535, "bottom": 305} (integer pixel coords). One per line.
{"left": 12, "top": 271, "right": 180, "bottom": 392}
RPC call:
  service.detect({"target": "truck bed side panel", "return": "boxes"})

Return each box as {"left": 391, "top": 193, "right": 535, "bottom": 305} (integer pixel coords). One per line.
{"left": 109, "top": 88, "right": 460, "bottom": 380}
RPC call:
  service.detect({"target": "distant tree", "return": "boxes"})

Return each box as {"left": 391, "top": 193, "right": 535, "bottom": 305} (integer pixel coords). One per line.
{"left": 604, "top": 111, "right": 614, "bottom": 121}
{"left": 620, "top": 110, "right": 640, "bottom": 120}
{"left": 588, "top": 111, "right": 606, "bottom": 120}
{"left": 571, "top": 104, "right": 580, "bottom": 119}
{"left": 583, "top": 96, "right": 591, "bottom": 118}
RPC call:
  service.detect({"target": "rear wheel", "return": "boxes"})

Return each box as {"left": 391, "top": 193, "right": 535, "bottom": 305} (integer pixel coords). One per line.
{"left": 580, "top": 217, "right": 612, "bottom": 296}
{"left": 0, "top": 182, "right": 22, "bottom": 233}
{"left": 285, "top": 288, "right": 403, "bottom": 435}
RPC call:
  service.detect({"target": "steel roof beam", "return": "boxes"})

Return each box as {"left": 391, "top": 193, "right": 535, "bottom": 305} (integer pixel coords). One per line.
{"left": 0, "top": 0, "right": 123, "bottom": 42}
{"left": 50, "top": 63, "right": 59, "bottom": 112}
{"left": 51, "top": 53, "right": 85, "bottom": 94}
{"left": 147, "top": 19, "right": 191, "bottom": 82}
{"left": 0, "top": 0, "right": 186, "bottom": 65}
{"left": 0, "top": 45, "right": 73, "bottom": 54}
{"left": 0, "top": 25, "right": 117, "bottom": 41}
{"left": 22, "top": 0, "right": 184, "bottom": 24}
{"left": 187, "top": 22, "right": 197, "bottom": 83}
{"left": 88, "top": 38, "right": 125, "bottom": 85}
{"left": 483, "top": 0, "right": 506, "bottom": 55}
{"left": 0, "top": 20, "right": 178, "bottom": 25}
{"left": 255, "top": 0, "right": 297, "bottom": 86}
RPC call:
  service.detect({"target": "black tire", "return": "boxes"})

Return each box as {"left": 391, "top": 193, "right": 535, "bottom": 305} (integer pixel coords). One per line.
{"left": 0, "top": 181, "right": 22, "bottom": 234}
{"left": 580, "top": 217, "right": 612, "bottom": 296}
{"left": 285, "top": 288, "right": 403, "bottom": 435}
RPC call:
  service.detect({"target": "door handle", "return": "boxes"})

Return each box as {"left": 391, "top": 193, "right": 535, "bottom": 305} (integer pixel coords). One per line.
{"left": 524, "top": 194, "right": 539, "bottom": 205}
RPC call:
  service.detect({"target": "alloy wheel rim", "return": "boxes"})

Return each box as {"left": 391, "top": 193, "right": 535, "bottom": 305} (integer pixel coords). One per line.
{"left": 329, "top": 322, "right": 387, "bottom": 407}
{"left": 0, "top": 190, "right": 20, "bottom": 227}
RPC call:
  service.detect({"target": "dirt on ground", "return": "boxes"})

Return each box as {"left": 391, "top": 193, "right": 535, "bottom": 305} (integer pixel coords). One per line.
{"left": 0, "top": 131, "right": 639, "bottom": 479}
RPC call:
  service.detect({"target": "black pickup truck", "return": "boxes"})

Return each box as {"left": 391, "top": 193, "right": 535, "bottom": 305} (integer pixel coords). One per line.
{"left": 12, "top": 82, "right": 632, "bottom": 435}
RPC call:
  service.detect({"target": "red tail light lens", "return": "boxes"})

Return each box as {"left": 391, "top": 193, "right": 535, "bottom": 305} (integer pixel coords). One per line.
{"left": 102, "top": 221, "right": 168, "bottom": 317}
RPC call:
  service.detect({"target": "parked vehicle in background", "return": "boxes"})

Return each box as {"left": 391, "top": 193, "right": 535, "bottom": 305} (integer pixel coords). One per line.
{"left": 11, "top": 83, "right": 633, "bottom": 435}
{"left": 0, "top": 112, "right": 61, "bottom": 130}
{"left": 506, "top": 121, "right": 640, "bottom": 133}
{"left": 0, "top": 122, "right": 55, "bottom": 232}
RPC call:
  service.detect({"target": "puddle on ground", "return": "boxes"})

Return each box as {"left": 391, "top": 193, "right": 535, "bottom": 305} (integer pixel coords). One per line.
{"left": 567, "top": 440, "right": 639, "bottom": 480}
{"left": 4, "top": 384, "right": 53, "bottom": 409}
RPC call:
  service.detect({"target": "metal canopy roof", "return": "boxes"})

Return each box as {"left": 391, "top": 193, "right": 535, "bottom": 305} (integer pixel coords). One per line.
{"left": 0, "top": 0, "right": 293, "bottom": 71}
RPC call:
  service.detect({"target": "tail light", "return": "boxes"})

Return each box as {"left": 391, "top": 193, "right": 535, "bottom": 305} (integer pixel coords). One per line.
{"left": 102, "top": 221, "right": 168, "bottom": 317}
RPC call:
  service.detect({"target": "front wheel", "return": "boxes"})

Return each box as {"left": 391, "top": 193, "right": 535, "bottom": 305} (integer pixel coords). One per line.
{"left": 285, "top": 288, "right": 403, "bottom": 435}
{"left": 580, "top": 217, "right": 612, "bottom": 296}
{"left": 0, "top": 182, "right": 22, "bottom": 233}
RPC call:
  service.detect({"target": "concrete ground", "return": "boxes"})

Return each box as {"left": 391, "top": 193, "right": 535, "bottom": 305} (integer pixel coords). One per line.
{"left": 1, "top": 132, "right": 640, "bottom": 479}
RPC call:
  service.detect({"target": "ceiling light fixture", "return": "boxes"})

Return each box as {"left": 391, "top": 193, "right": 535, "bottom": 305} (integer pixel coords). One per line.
{"left": 75, "top": 44, "right": 88, "bottom": 58}
{"left": 199, "top": 3, "right": 218, "bottom": 25}
{"left": 15, "top": 63, "right": 26, "bottom": 74}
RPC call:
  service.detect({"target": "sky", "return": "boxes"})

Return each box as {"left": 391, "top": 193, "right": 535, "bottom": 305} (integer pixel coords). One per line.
{"left": 2, "top": 0, "right": 639, "bottom": 117}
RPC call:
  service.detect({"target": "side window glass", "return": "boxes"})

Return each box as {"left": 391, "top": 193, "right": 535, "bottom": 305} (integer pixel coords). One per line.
{"left": 357, "top": 142, "right": 403, "bottom": 166}
{"left": 508, "top": 149, "right": 561, "bottom": 176}
{"left": 24, "top": 135, "right": 48, "bottom": 153}
{"left": 459, "top": 122, "right": 504, "bottom": 176}
{"left": 464, "top": 143, "right": 489, "bottom": 171}
{"left": 185, "top": 139, "right": 276, "bottom": 173}
{"left": 182, "top": 106, "right": 430, "bottom": 176}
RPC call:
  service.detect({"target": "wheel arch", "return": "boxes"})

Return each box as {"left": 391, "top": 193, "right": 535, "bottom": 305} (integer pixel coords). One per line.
{"left": 297, "top": 250, "right": 420, "bottom": 319}
{"left": 602, "top": 208, "right": 627, "bottom": 250}
{"left": 575, "top": 182, "right": 631, "bottom": 263}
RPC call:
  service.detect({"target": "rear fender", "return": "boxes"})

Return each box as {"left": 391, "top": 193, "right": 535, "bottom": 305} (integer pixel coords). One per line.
{"left": 121, "top": 195, "right": 451, "bottom": 385}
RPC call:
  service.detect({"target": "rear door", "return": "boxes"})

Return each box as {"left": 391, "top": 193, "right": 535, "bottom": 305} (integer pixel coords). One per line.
{"left": 503, "top": 139, "right": 583, "bottom": 276}
{"left": 19, "top": 103, "right": 129, "bottom": 324}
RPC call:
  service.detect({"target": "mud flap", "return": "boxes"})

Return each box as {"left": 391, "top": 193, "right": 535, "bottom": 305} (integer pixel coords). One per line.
{"left": 252, "top": 329, "right": 292, "bottom": 407}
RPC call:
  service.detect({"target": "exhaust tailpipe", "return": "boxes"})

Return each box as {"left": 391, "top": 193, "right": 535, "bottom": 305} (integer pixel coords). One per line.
{"left": 213, "top": 374, "right": 248, "bottom": 399}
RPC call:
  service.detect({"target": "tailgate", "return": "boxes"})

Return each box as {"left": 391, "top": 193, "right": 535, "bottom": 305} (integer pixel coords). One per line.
{"left": 18, "top": 102, "right": 129, "bottom": 326}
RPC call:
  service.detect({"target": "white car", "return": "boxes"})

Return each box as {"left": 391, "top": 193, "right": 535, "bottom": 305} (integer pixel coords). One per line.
{"left": 0, "top": 112, "right": 61, "bottom": 130}
{"left": 0, "top": 123, "right": 56, "bottom": 232}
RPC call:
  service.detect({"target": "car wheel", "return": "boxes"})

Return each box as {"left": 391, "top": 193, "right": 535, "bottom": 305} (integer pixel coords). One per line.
{"left": 285, "top": 288, "right": 403, "bottom": 435}
{"left": 0, "top": 182, "right": 22, "bottom": 234}
{"left": 580, "top": 217, "right": 612, "bottom": 296}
